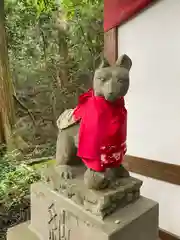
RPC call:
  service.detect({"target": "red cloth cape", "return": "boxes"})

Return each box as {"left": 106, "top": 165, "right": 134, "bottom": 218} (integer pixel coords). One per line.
{"left": 73, "top": 89, "right": 127, "bottom": 172}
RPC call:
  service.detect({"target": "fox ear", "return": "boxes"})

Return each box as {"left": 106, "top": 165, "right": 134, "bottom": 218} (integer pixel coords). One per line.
{"left": 115, "top": 54, "right": 132, "bottom": 70}
{"left": 98, "top": 56, "right": 110, "bottom": 68}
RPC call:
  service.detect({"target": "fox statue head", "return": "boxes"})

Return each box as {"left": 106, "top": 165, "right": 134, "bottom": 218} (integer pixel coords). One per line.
{"left": 93, "top": 54, "right": 132, "bottom": 102}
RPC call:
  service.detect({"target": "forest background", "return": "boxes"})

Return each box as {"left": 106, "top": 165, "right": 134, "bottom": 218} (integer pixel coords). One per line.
{"left": 0, "top": 0, "right": 103, "bottom": 237}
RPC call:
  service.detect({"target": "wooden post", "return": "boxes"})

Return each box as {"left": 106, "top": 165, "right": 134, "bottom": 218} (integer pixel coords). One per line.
{"left": 104, "top": 28, "right": 118, "bottom": 65}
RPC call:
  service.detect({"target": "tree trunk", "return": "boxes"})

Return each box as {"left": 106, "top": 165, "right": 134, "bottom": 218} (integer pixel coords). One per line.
{"left": 0, "top": 112, "right": 5, "bottom": 145}
{"left": 0, "top": 0, "right": 15, "bottom": 144}
{"left": 56, "top": 10, "right": 69, "bottom": 87}
{"left": 0, "top": 0, "right": 27, "bottom": 151}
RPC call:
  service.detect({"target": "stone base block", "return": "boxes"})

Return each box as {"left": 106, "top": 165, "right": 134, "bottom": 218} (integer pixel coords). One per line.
{"left": 7, "top": 221, "right": 39, "bottom": 240}
{"left": 45, "top": 166, "right": 143, "bottom": 218}
{"left": 29, "top": 181, "right": 158, "bottom": 240}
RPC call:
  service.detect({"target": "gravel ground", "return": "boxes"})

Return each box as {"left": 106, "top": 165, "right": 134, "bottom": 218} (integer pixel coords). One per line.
{"left": 0, "top": 203, "right": 30, "bottom": 240}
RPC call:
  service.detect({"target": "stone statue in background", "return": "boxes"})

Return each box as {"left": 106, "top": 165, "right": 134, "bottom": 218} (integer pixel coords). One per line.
{"left": 55, "top": 54, "right": 132, "bottom": 190}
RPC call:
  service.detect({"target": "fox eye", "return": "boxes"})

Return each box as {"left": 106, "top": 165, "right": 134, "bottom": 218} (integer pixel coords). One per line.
{"left": 118, "top": 78, "right": 127, "bottom": 83}
{"left": 97, "top": 77, "right": 105, "bottom": 82}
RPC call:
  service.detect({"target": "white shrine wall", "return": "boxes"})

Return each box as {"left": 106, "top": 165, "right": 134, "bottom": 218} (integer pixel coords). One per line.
{"left": 118, "top": 0, "right": 180, "bottom": 236}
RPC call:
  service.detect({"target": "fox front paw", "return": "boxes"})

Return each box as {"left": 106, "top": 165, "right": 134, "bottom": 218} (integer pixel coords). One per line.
{"left": 55, "top": 165, "right": 73, "bottom": 179}
{"left": 84, "top": 168, "right": 109, "bottom": 190}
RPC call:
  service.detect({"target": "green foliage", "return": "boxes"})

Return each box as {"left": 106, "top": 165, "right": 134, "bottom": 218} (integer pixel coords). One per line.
{"left": 5, "top": 0, "right": 56, "bottom": 15}
{"left": 28, "top": 0, "right": 56, "bottom": 15}
{"left": 0, "top": 151, "right": 41, "bottom": 209}
{"left": 5, "top": 0, "right": 103, "bottom": 147}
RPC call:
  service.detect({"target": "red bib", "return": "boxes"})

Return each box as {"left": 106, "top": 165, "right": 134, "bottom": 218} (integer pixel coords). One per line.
{"left": 73, "top": 89, "right": 127, "bottom": 172}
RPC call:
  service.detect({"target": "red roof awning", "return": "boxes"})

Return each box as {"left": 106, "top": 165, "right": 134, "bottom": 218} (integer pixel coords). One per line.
{"left": 104, "top": 0, "right": 152, "bottom": 32}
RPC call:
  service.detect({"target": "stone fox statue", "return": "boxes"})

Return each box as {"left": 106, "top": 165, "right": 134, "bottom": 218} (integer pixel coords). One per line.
{"left": 55, "top": 54, "right": 132, "bottom": 190}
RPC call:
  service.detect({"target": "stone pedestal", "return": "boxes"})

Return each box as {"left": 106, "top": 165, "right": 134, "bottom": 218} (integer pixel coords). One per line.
{"left": 42, "top": 165, "right": 143, "bottom": 219}
{"left": 7, "top": 179, "right": 159, "bottom": 240}
{"left": 7, "top": 221, "right": 38, "bottom": 240}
